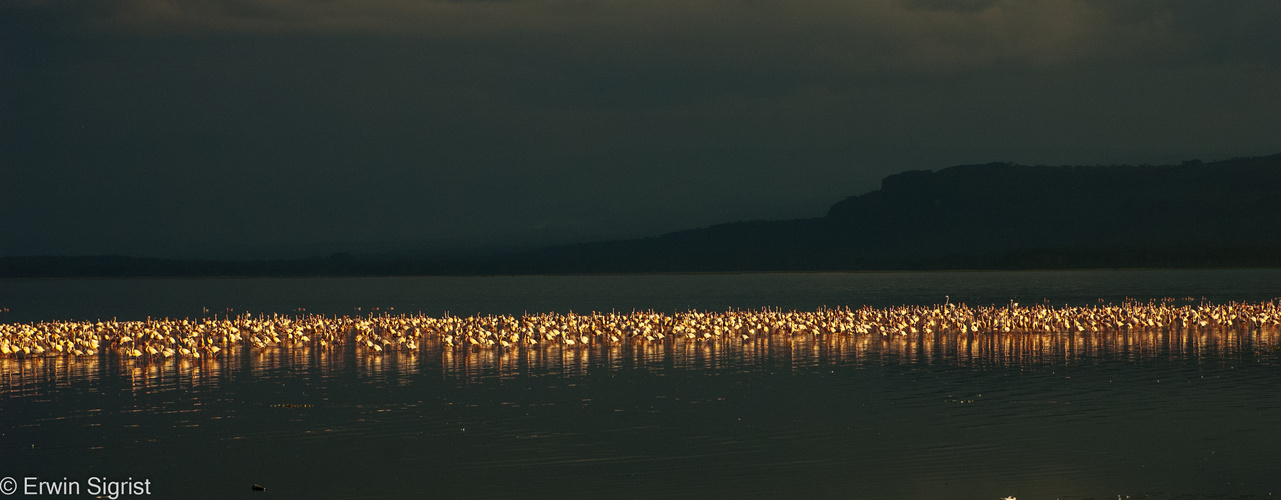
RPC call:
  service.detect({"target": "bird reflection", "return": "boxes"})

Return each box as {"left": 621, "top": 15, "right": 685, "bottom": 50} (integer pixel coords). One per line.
{"left": 2, "top": 300, "right": 1278, "bottom": 390}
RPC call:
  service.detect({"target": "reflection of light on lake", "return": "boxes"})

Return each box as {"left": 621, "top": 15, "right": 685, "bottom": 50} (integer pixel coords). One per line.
{"left": 4, "top": 325, "right": 1276, "bottom": 392}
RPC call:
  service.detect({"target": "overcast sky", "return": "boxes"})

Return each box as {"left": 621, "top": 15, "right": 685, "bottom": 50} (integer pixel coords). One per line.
{"left": 3, "top": 0, "right": 1279, "bottom": 258}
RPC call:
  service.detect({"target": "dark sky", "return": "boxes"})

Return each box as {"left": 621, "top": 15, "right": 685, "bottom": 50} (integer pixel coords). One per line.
{"left": 3, "top": 0, "right": 1279, "bottom": 259}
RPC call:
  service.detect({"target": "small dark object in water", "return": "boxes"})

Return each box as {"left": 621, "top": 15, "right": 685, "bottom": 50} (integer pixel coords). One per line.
{"left": 252, "top": 484, "right": 266, "bottom": 491}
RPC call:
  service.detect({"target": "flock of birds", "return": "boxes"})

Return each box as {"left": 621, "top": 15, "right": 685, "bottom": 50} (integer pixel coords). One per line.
{"left": 1, "top": 301, "right": 1278, "bottom": 360}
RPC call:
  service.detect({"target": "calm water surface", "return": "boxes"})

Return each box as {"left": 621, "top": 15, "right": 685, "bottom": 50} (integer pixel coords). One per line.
{"left": 3, "top": 270, "right": 1281, "bottom": 500}
{"left": 3, "top": 269, "right": 1281, "bottom": 324}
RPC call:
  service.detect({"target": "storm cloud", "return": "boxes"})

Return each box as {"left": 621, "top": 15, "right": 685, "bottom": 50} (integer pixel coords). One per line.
{"left": 3, "top": 0, "right": 1279, "bottom": 258}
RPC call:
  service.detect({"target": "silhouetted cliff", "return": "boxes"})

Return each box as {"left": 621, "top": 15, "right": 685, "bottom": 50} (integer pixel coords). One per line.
{"left": 501, "top": 154, "right": 1281, "bottom": 272}
{"left": 4, "top": 154, "right": 1280, "bottom": 277}
{"left": 824, "top": 155, "right": 1281, "bottom": 256}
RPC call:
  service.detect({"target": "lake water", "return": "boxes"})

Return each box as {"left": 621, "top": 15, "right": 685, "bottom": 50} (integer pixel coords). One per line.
{"left": 3, "top": 270, "right": 1281, "bottom": 500}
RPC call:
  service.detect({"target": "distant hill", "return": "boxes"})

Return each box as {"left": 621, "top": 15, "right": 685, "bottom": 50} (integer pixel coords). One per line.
{"left": 497, "top": 153, "right": 1281, "bottom": 272}
{"left": 4, "top": 154, "right": 1281, "bottom": 277}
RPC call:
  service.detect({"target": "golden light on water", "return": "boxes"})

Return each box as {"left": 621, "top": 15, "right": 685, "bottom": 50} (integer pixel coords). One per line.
{"left": 3, "top": 306, "right": 1277, "bottom": 391}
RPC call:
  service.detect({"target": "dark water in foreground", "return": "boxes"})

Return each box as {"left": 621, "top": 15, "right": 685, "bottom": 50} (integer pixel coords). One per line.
{"left": 3, "top": 270, "right": 1281, "bottom": 500}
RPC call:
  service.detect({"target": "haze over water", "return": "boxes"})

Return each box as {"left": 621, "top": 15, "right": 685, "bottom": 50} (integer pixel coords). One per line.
{"left": 3, "top": 269, "right": 1281, "bottom": 499}
{"left": 4, "top": 269, "right": 1281, "bottom": 324}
